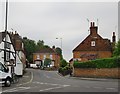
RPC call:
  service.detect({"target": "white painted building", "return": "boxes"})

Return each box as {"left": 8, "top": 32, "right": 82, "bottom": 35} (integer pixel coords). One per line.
{"left": 0, "top": 31, "right": 25, "bottom": 76}
{"left": 10, "top": 32, "right": 26, "bottom": 76}
{"left": 0, "top": 32, "right": 15, "bottom": 74}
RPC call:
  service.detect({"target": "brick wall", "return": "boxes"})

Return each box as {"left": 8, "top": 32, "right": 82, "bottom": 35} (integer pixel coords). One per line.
{"left": 74, "top": 68, "right": 120, "bottom": 78}
{"left": 33, "top": 53, "right": 60, "bottom": 68}
{"left": 73, "top": 51, "right": 112, "bottom": 62}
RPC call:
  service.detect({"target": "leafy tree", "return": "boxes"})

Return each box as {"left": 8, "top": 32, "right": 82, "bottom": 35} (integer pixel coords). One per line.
{"left": 23, "top": 37, "right": 37, "bottom": 63}
{"left": 44, "top": 58, "right": 52, "bottom": 67}
{"left": 55, "top": 47, "right": 63, "bottom": 60}
{"left": 113, "top": 40, "right": 120, "bottom": 57}
{"left": 60, "top": 59, "right": 67, "bottom": 67}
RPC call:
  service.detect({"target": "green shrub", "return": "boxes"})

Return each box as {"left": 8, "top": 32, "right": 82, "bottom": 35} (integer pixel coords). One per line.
{"left": 58, "top": 66, "right": 72, "bottom": 76}
{"left": 60, "top": 59, "right": 67, "bottom": 67}
{"left": 73, "top": 57, "right": 120, "bottom": 68}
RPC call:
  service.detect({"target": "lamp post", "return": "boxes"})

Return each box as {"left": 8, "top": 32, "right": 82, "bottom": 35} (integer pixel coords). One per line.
{"left": 56, "top": 37, "right": 62, "bottom": 68}
{"left": 56, "top": 38, "right": 62, "bottom": 50}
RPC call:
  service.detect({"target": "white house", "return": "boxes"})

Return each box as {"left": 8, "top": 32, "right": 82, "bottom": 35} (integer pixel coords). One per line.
{"left": 0, "top": 32, "right": 16, "bottom": 74}
{"left": 10, "top": 31, "right": 26, "bottom": 76}
{"left": 0, "top": 31, "right": 26, "bottom": 76}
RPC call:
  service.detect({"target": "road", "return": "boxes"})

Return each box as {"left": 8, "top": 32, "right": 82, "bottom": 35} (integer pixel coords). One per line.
{"left": 2, "top": 68, "right": 119, "bottom": 93}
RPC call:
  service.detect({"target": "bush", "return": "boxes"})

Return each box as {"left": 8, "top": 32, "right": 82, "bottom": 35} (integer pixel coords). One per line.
{"left": 73, "top": 57, "right": 120, "bottom": 68}
{"left": 60, "top": 59, "right": 67, "bottom": 67}
{"left": 58, "top": 66, "right": 72, "bottom": 76}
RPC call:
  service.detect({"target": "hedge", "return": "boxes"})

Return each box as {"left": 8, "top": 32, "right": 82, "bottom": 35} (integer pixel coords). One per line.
{"left": 73, "top": 57, "right": 120, "bottom": 68}
{"left": 58, "top": 66, "right": 72, "bottom": 76}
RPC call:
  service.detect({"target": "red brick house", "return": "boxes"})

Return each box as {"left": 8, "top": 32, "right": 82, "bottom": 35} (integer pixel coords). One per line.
{"left": 33, "top": 47, "right": 60, "bottom": 68}
{"left": 72, "top": 22, "right": 116, "bottom": 62}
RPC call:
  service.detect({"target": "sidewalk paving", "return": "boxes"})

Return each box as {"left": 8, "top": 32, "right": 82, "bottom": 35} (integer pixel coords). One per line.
{"left": 17, "top": 69, "right": 32, "bottom": 86}
{"left": 64, "top": 74, "right": 119, "bottom": 82}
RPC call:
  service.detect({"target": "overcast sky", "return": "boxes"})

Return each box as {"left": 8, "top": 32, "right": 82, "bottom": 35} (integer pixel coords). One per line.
{"left": 0, "top": 0, "right": 118, "bottom": 61}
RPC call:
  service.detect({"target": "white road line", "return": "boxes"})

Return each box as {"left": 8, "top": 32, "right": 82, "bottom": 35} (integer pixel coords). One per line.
{"left": 106, "top": 88, "right": 116, "bottom": 90}
{"left": 39, "top": 86, "right": 62, "bottom": 92}
{"left": 2, "top": 88, "right": 17, "bottom": 92}
{"left": 32, "top": 81, "right": 70, "bottom": 87}
{"left": 17, "top": 71, "right": 33, "bottom": 86}
{"left": 3, "top": 87, "right": 31, "bottom": 92}
{"left": 93, "top": 87, "right": 102, "bottom": 89}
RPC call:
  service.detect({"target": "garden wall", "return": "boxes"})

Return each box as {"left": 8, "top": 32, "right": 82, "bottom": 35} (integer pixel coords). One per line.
{"left": 73, "top": 68, "right": 120, "bottom": 78}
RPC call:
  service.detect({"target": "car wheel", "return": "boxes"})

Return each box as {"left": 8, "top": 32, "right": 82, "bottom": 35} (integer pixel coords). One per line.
{"left": 5, "top": 78, "right": 11, "bottom": 87}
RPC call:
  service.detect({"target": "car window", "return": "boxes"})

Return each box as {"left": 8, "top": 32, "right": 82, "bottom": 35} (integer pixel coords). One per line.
{"left": 0, "top": 63, "right": 5, "bottom": 72}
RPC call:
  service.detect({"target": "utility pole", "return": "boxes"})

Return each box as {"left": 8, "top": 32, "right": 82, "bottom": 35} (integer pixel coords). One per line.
{"left": 4, "top": 0, "right": 8, "bottom": 64}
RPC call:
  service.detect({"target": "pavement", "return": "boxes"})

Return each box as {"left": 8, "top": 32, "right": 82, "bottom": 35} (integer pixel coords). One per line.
{"left": 16, "top": 69, "right": 33, "bottom": 86}
{"left": 58, "top": 72, "right": 119, "bottom": 82}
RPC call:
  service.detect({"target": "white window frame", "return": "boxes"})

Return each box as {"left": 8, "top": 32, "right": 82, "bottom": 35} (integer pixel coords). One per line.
{"left": 50, "top": 54, "right": 53, "bottom": 59}
{"left": 37, "top": 54, "right": 40, "bottom": 59}
{"left": 43, "top": 55, "right": 46, "bottom": 60}
{"left": 91, "top": 41, "right": 95, "bottom": 46}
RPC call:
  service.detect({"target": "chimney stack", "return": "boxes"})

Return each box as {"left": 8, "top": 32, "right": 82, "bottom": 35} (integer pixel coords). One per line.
{"left": 112, "top": 32, "right": 116, "bottom": 43}
{"left": 15, "top": 31, "right": 17, "bottom": 34}
{"left": 90, "top": 22, "right": 98, "bottom": 36}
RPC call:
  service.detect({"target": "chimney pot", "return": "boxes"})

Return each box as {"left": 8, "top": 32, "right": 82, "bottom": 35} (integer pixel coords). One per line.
{"left": 113, "top": 32, "right": 115, "bottom": 36}
{"left": 15, "top": 31, "right": 17, "bottom": 34}
{"left": 93, "top": 22, "right": 95, "bottom": 27}
{"left": 90, "top": 22, "right": 93, "bottom": 27}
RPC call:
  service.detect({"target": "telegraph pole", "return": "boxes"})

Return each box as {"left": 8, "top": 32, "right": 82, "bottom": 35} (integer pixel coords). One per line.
{"left": 4, "top": 0, "right": 8, "bottom": 64}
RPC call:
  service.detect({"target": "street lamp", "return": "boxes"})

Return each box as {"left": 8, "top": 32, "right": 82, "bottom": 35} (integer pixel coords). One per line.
{"left": 56, "top": 38, "right": 62, "bottom": 50}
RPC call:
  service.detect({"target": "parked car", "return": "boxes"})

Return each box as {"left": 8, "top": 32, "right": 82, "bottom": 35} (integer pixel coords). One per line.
{"left": 30, "top": 64, "right": 38, "bottom": 68}
{"left": 0, "top": 62, "right": 12, "bottom": 87}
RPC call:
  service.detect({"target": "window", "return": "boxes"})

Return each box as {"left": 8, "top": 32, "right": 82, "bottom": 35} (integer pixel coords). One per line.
{"left": 0, "top": 63, "right": 5, "bottom": 72}
{"left": 91, "top": 41, "right": 95, "bottom": 46}
{"left": 43, "top": 55, "right": 46, "bottom": 59}
{"left": 6, "top": 51, "right": 10, "bottom": 61}
{"left": 4, "top": 42, "right": 10, "bottom": 49}
{"left": 37, "top": 55, "right": 40, "bottom": 59}
{"left": 50, "top": 55, "right": 53, "bottom": 59}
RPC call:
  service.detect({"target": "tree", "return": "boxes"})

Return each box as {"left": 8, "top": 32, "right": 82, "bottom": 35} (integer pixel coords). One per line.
{"left": 23, "top": 38, "right": 37, "bottom": 63}
{"left": 44, "top": 58, "right": 52, "bottom": 67}
{"left": 55, "top": 47, "right": 63, "bottom": 60}
{"left": 60, "top": 59, "right": 67, "bottom": 67}
{"left": 113, "top": 40, "right": 120, "bottom": 57}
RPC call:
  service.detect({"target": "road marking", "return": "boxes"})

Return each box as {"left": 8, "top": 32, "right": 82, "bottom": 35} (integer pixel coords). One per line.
{"left": 17, "top": 71, "right": 33, "bottom": 86}
{"left": 93, "top": 87, "right": 102, "bottom": 89}
{"left": 2, "top": 88, "right": 17, "bottom": 92}
{"left": 3, "top": 87, "right": 31, "bottom": 92}
{"left": 32, "top": 81, "right": 70, "bottom": 87}
{"left": 39, "top": 86, "right": 63, "bottom": 92}
{"left": 106, "top": 88, "right": 116, "bottom": 90}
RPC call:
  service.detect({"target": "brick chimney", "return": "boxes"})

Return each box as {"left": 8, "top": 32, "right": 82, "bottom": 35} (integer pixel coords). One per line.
{"left": 90, "top": 22, "right": 98, "bottom": 36}
{"left": 112, "top": 32, "right": 116, "bottom": 43}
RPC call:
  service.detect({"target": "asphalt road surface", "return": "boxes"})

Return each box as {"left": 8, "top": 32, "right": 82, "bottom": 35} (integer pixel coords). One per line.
{"left": 1, "top": 68, "right": 119, "bottom": 93}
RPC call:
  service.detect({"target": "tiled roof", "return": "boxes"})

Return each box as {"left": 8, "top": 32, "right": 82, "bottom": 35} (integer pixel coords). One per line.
{"left": 0, "top": 32, "right": 6, "bottom": 43}
{"left": 73, "top": 34, "right": 112, "bottom": 52}
{"left": 35, "top": 48, "right": 56, "bottom": 54}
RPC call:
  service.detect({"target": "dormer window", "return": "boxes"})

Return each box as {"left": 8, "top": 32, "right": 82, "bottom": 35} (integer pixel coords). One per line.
{"left": 91, "top": 41, "right": 95, "bottom": 46}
